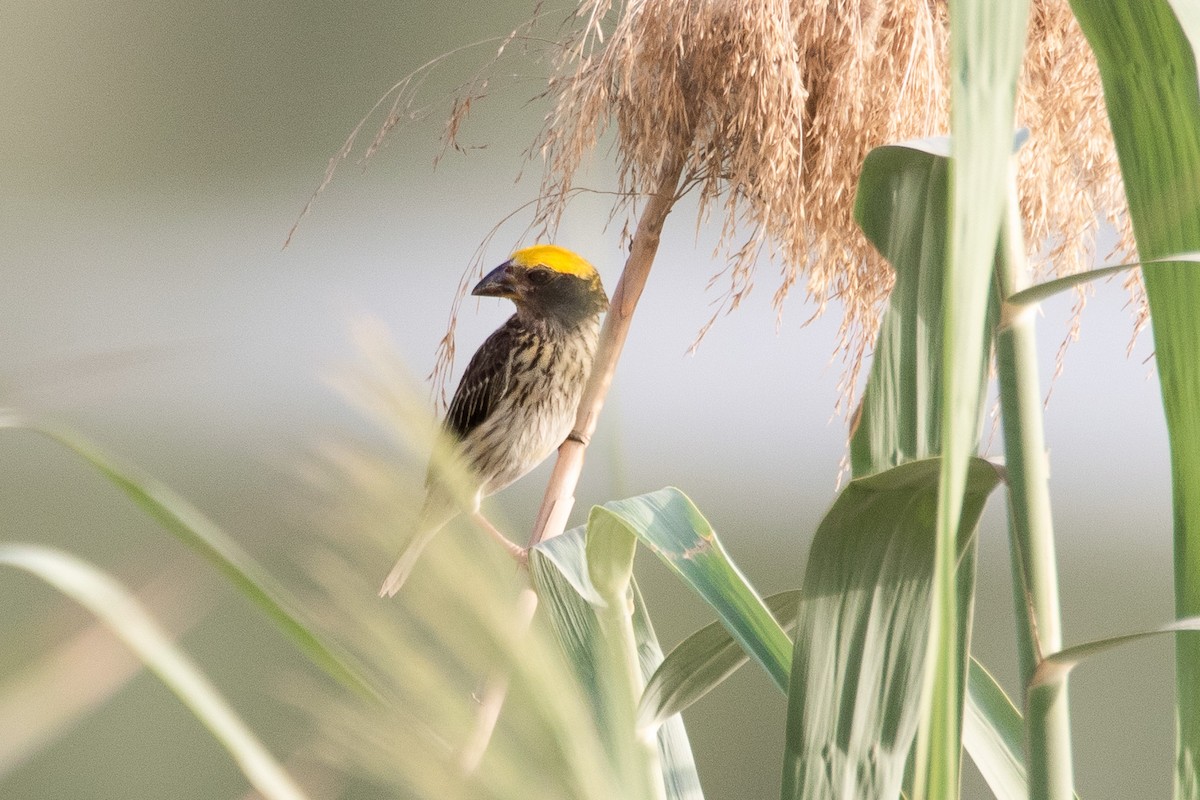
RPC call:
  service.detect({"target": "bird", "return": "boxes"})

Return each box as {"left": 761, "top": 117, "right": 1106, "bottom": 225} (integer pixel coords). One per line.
{"left": 380, "top": 244, "right": 609, "bottom": 597}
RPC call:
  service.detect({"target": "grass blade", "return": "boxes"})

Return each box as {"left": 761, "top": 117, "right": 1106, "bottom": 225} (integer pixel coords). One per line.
{"left": 0, "top": 544, "right": 309, "bottom": 800}
{"left": 915, "top": 0, "right": 1031, "bottom": 795}
{"left": 1065, "top": 4, "right": 1200, "bottom": 794}
{"left": 531, "top": 527, "right": 704, "bottom": 800}
{"left": 1033, "top": 616, "right": 1200, "bottom": 689}
{"left": 0, "top": 567, "right": 209, "bottom": 778}
{"left": 1006, "top": 253, "right": 1200, "bottom": 308}
{"left": 638, "top": 591, "right": 800, "bottom": 731}
{"left": 594, "top": 489, "right": 792, "bottom": 693}
{"left": 964, "top": 660, "right": 1031, "bottom": 800}
{"left": 0, "top": 413, "right": 376, "bottom": 700}
{"left": 781, "top": 457, "right": 1001, "bottom": 800}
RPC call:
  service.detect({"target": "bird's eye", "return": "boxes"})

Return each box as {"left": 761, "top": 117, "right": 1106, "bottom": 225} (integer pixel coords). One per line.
{"left": 527, "top": 267, "right": 555, "bottom": 285}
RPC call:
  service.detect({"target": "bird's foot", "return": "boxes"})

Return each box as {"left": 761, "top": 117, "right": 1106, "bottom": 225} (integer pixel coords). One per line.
{"left": 471, "top": 511, "right": 528, "bottom": 565}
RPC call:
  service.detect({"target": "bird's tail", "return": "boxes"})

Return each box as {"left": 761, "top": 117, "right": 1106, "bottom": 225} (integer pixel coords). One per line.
{"left": 379, "top": 495, "right": 458, "bottom": 597}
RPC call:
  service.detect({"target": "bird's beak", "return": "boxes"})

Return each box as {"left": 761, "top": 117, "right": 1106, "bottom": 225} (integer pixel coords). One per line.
{"left": 471, "top": 261, "right": 520, "bottom": 299}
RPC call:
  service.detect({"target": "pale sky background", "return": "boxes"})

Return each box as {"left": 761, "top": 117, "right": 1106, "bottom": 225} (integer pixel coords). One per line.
{"left": 0, "top": 1, "right": 1180, "bottom": 797}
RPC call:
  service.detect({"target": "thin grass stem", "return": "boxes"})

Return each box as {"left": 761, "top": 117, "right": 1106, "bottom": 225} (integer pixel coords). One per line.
{"left": 995, "top": 174, "right": 1074, "bottom": 800}
{"left": 528, "top": 149, "right": 688, "bottom": 547}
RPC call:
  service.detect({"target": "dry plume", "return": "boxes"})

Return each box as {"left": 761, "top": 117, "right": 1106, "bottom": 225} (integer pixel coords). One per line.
{"left": 515, "top": 0, "right": 1132, "bottom": 401}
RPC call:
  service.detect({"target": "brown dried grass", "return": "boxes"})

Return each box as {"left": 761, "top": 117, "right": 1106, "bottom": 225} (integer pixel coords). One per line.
{"left": 519, "top": 0, "right": 1133, "bottom": 402}
{"left": 300, "top": 0, "right": 1135, "bottom": 407}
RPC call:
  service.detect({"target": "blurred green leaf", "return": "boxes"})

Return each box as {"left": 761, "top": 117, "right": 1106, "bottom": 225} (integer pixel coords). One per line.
{"left": 781, "top": 457, "right": 1000, "bottom": 800}
{"left": 0, "top": 567, "right": 208, "bottom": 778}
{"left": 1067, "top": 3, "right": 1200, "bottom": 794}
{"left": 0, "top": 544, "right": 309, "bottom": 800}
{"left": 914, "top": 1, "right": 1030, "bottom": 795}
{"left": 0, "top": 413, "right": 376, "bottom": 701}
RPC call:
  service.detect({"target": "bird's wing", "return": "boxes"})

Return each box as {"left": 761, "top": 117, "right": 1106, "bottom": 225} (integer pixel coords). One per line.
{"left": 443, "top": 318, "right": 520, "bottom": 441}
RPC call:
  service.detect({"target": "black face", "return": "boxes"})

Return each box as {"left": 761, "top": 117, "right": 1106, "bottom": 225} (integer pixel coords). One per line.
{"left": 525, "top": 266, "right": 556, "bottom": 288}
{"left": 519, "top": 265, "right": 608, "bottom": 324}
{"left": 472, "top": 260, "right": 608, "bottom": 324}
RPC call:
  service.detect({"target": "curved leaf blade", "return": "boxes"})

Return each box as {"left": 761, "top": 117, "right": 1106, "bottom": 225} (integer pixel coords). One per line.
{"left": 1067, "top": 3, "right": 1200, "bottom": 793}
{"left": 0, "top": 413, "right": 376, "bottom": 700}
{"left": 593, "top": 489, "right": 792, "bottom": 692}
{"left": 637, "top": 590, "right": 801, "bottom": 731}
{"left": 1033, "top": 615, "right": 1200, "bottom": 689}
{"left": 0, "top": 544, "right": 309, "bottom": 800}
{"left": 965, "top": 659, "right": 1032, "bottom": 800}
{"left": 1006, "top": 254, "right": 1200, "bottom": 308}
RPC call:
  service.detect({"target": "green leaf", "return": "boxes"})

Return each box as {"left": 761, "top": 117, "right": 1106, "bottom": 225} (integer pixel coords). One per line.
{"left": 593, "top": 489, "right": 793, "bottom": 693}
{"left": 535, "top": 489, "right": 795, "bottom": 798}
{"left": 852, "top": 139, "right": 953, "bottom": 475}
{"left": 531, "top": 529, "right": 703, "bottom": 800}
{"left": 1032, "top": 615, "right": 1200, "bottom": 689}
{"left": 638, "top": 590, "right": 800, "bottom": 732}
{"left": 1005, "top": 254, "right": 1200, "bottom": 308}
{"left": 781, "top": 457, "right": 1002, "bottom": 800}
{"left": 0, "top": 413, "right": 376, "bottom": 701}
{"left": 915, "top": 0, "right": 1031, "bottom": 795}
{"left": 964, "top": 659, "right": 1031, "bottom": 800}
{"left": 586, "top": 505, "right": 638, "bottom": 603}
{"left": 630, "top": 580, "right": 706, "bottom": 800}
{"left": 640, "top": 585, "right": 1047, "bottom": 800}
{"left": 1067, "top": 3, "right": 1200, "bottom": 795}
{"left": 851, "top": 134, "right": 1002, "bottom": 799}
{"left": 0, "top": 544, "right": 309, "bottom": 800}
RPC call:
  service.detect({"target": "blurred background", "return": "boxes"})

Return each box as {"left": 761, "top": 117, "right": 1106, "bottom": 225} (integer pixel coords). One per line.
{"left": 0, "top": 0, "right": 1177, "bottom": 797}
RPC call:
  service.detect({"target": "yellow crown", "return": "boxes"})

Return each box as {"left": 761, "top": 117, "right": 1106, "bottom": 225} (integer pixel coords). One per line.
{"left": 509, "top": 244, "right": 597, "bottom": 279}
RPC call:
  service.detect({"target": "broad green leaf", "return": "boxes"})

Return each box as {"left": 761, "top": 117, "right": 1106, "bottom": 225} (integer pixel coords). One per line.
{"left": 643, "top": 590, "right": 1042, "bottom": 800}
{"left": 531, "top": 528, "right": 704, "bottom": 800}
{"left": 0, "top": 544, "right": 309, "bottom": 800}
{"left": 1067, "top": 3, "right": 1200, "bottom": 795}
{"left": 638, "top": 590, "right": 800, "bottom": 732}
{"left": 850, "top": 136, "right": 999, "bottom": 799}
{"left": 916, "top": 1, "right": 1031, "bottom": 796}
{"left": 0, "top": 413, "right": 375, "bottom": 700}
{"left": 781, "top": 457, "right": 1002, "bottom": 800}
{"left": 852, "top": 138, "right": 953, "bottom": 475}
{"left": 594, "top": 489, "right": 792, "bottom": 693}
{"left": 537, "top": 488, "right": 794, "bottom": 797}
